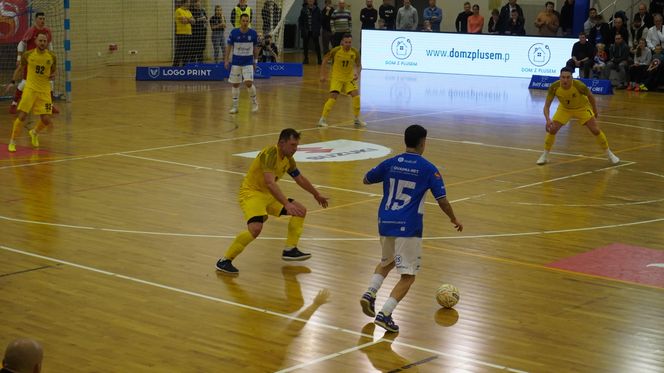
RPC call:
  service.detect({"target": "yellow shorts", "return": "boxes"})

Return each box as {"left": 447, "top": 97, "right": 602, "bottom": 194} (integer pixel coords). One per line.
{"left": 17, "top": 88, "right": 52, "bottom": 115}
{"left": 238, "top": 190, "right": 284, "bottom": 222}
{"left": 329, "top": 79, "right": 359, "bottom": 95}
{"left": 552, "top": 106, "right": 594, "bottom": 125}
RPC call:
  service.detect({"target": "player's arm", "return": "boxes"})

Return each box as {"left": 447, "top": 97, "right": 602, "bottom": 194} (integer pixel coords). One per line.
{"left": 224, "top": 40, "right": 233, "bottom": 69}
{"left": 543, "top": 89, "right": 555, "bottom": 127}
{"left": 292, "top": 174, "right": 329, "bottom": 208}
{"left": 253, "top": 43, "right": 260, "bottom": 65}
{"left": 363, "top": 162, "right": 385, "bottom": 184}
{"left": 436, "top": 197, "right": 463, "bottom": 231}
{"left": 263, "top": 171, "right": 306, "bottom": 216}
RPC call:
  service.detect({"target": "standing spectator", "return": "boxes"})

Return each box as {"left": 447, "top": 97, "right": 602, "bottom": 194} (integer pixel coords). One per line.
{"left": 498, "top": 0, "right": 524, "bottom": 34}
{"left": 633, "top": 3, "right": 654, "bottom": 29}
{"left": 299, "top": 0, "right": 322, "bottom": 64}
{"left": 603, "top": 33, "right": 631, "bottom": 88}
{"left": 455, "top": 2, "right": 472, "bottom": 33}
{"left": 396, "top": 0, "right": 418, "bottom": 30}
{"left": 610, "top": 17, "right": 630, "bottom": 47}
{"left": 231, "top": 0, "right": 253, "bottom": 28}
{"left": 566, "top": 32, "right": 595, "bottom": 78}
{"left": 423, "top": 0, "right": 443, "bottom": 32}
{"left": 210, "top": 6, "right": 227, "bottom": 63}
{"left": 379, "top": 0, "right": 397, "bottom": 30}
{"left": 225, "top": 14, "right": 260, "bottom": 114}
{"left": 330, "top": 0, "right": 352, "bottom": 47}
{"left": 534, "top": 1, "right": 559, "bottom": 36}
{"left": 173, "top": 0, "right": 194, "bottom": 67}
{"left": 467, "top": 4, "right": 484, "bottom": 33}
{"left": 361, "top": 0, "right": 379, "bottom": 29}
{"left": 584, "top": 7, "right": 597, "bottom": 35}
{"left": 559, "top": 0, "right": 574, "bottom": 36}
{"left": 2, "top": 338, "right": 43, "bottom": 373}
{"left": 627, "top": 38, "right": 652, "bottom": 90}
{"left": 589, "top": 14, "right": 611, "bottom": 46}
{"left": 258, "top": 34, "right": 279, "bottom": 62}
{"left": 191, "top": 0, "right": 208, "bottom": 63}
{"left": 487, "top": 8, "right": 500, "bottom": 34}
{"left": 321, "top": 0, "right": 334, "bottom": 54}
{"left": 262, "top": 0, "right": 282, "bottom": 36}
{"left": 647, "top": 14, "right": 664, "bottom": 50}
{"left": 504, "top": 8, "right": 526, "bottom": 35}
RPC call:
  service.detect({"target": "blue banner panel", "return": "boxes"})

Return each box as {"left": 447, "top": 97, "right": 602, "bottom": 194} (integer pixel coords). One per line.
{"left": 136, "top": 63, "right": 302, "bottom": 81}
{"left": 528, "top": 75, "right": 613, "bottom": 95}
{"left": 258, "top": 62, "right": 303, "bottom": 76}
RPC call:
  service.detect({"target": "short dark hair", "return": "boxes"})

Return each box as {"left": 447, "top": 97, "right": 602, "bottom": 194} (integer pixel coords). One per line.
{"left": 342, "top": 32, "right": 352, "bottom": 39}
{"left": 404, "top": 124, "right": 427, "bottom": 148}
{"left": 279, "top": 128, "right": 301, "bottom": 142}
{"left": 589, "top": 7, "right": 596, "bottom": 11}
{"left": 545, "top": 1, "right": 554, "bottom": 7}
{"left": 560, "top": 67, "right": 574, "bottom": 75}
{"left": 240, "top": 13, "right": 250, "bottom": 19}
{"left": 578, "top": 31, "right": 586, "bottom": 36}
{"left": 35, "top": 12, "right": 45, "bottom": 18}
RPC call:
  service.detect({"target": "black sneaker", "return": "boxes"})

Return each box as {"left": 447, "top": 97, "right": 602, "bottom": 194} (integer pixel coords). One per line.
{"left": 282, "top": 247, "right": 312, "bottom": 261}
{"left": 375, "top": 311, "right": 399, "bottom": 333}
{"left": 360, "top": 292, "right": 376, "bottom": 317}
{"left": 215, "top": 259, "right": 239, "bottom": 275}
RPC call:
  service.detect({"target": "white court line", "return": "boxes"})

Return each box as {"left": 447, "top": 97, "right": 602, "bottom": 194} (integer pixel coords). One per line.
{"left": 601, "top": 114, "right": 664, "bottom": 124}
{"left": 0, "top": 244, "right": 528, "bottom": 373}
{"left": 599, "top": 121, "right": 664, "bottom": 133}
{"left": 515, "top": 197, "right": 664, "bottom": 207}
{"left": 274, "top": 340, "right": 383, "bottom": 373}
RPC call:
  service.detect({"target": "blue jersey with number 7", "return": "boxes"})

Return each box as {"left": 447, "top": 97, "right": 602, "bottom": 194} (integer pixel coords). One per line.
{"left": 364, "top": 152, "right": 447, "bottom": 237}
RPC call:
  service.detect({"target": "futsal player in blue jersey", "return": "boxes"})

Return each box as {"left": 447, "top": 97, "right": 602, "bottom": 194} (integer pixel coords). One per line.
{"left": 225, "top": 13, "right": 260, "bottom": 114}
{"left": 360, "top": 124, "right": 463, "bottom": 333}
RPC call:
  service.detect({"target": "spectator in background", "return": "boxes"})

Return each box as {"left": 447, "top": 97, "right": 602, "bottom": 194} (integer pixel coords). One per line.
{"left": 566, "top": 32, "right": 595, "bottom": 78}
{"left": 262, "top": 0, "right": 282, "bottom": 36}
{"left": 396, "top": 0, "right": 418, "bottom": 30}
{"left": 231, "top": 0, "right": 252, "bottom": 28}
{"left": 361, "top": 0, "right": 379, "bottom": 29}
{"left": 467, "top": 4, "right": 484, "bottom": 33}
{"left": 650, "top": 0, "right": 664, "bottom": 17}
{"left": 321, "top": 0, "right": 334, "bottom": 54}
{"left": 534, "top": 1, "right": 559, "bottom": 36}
{"left": 498, "top": 0, "right": 524, "bottom": 34}
{"left": 633, "top": 3, "right": 654, "bottom": 28}
{"left": 299, "top": 0, "right": 322, "bottom": 64}
{"left": 627, "top": 38, "right": 652, "bottom": 90}
{"left": 504, "top": 8, "right": 526, "bottom": 35}
{"left": 643, "top": 43, "right": 663, "bottom": 89}
{"left": 589, "top": 14, "right": 611, "bottom": 46}
{"left": 421, "top": 20, "right": 433, "bottom": 31}
{"left": 559, "top": 0, "right": 574, "bottom": 36}
{"left": 330, "top": 0, "right": 352, "bottom": 46}
{"left": 423, "top": 0, "right": 443, "bottom": 32}
{"left": 173, "top": 0, "right": 194, "bottom": 67}
{"left": 2, "top": 338, "right": 43, "bottom": 373}
{"left": 603, "top": 33, "right": 631, "bottom": 88}
{"left": 487, "top": 9, "right": 500, "bottom": 34}
{"left": 630, "top": 17, "right": 648, "bottom": 47}
{"left": 647, "top": 14, "right": 664, "bottom": 50}
{"left": 210, "top": 5, "right": 227, "bottom": 63}
{"left": 258, "top": 34, "right": 279, "bottom": 62}
{"left": 593, "top": 42, "right": 608, "bottom": 77}
{"left": 610, "top": 16, "right": 630, "bottom": 46}
{"left": 455, "top": 2, "right": 472, "bottom": 33}
{"left": 584, "top": 7, "right": 597, "bottom": 34}
{"left": 191, "top": 0, "right": 208, "bottom": 63}
{"left": 379, "top": 0, "right": 397, "bottom": 30}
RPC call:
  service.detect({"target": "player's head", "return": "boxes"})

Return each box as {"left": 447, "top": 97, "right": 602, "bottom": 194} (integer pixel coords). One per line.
{"left": 35, "top": 32, "right": 49, "bottom": 51}
{"left": 278, "top": 128, "right": 301, "bottom": 157}
{"left": 340, "top": 33, "right": 352, "bottom": 49}
{"left": 2, "top": 338, "right": 43, "bottom": 373}
{"left": 240, "top": 13, "right": 250, "bottom": 29}
{"left": 404, "top": 124, "right": 427, "bottom": 153}
{"left": 559, "top": 67, "right": 573, "bottom": 88}
{"left": 35, "top": 12, "right": 45, "bottom": 28}
{"left": 578, "top": 31, "right": 586, "bottom": 42}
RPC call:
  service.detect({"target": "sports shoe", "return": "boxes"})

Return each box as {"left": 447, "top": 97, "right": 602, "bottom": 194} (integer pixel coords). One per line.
{"left": 8, "top": 143, "right": 16, "bottom": 152}
{"left": 607, "top": 150, "right": 620, "bottom": 165}
{"left": 29, "top": 129, "right": 39, "bottom": 148}
{"left": 8, "top": 102, "right": 17, "bottom": 114}
{"left": 639, "top": 84, "right": 648, "bottom": 91}
{"left": 215, "top": 259, "right": 239, "bottom": 275}
{"left": 627, "top": 82, "right": 634, "bottom": 91}
{"left": 354, "top": 117, "right": 367, "bottom": 128}
{"left": 251, "top": 102, "right": 259, "bottom": 112}
{"left": 536, "top": 152, "right": 549, "bottom": 165}
{"left": 634, "top": 84, "right": 640, "bottom": 92}
{"left": 282, "top": 247, "right": 312, "bottom": 261}
{"left": 317, "top": 117, "right": 328, "bottom": 127}
{"left": 229, "top": 107, "right": 238, "bottom": 114}
{"left": 360, "top": 292, "right": 376, "bottom": 317}
{"left": 375, "top": 311, "right": 399, "bottom": 333}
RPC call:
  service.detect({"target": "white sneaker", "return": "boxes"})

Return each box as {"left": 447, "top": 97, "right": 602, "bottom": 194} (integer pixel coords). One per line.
{"left": 354, "top": 117, "right": 367, "bottom": 128}
{"left": 251, "top": 103, "right": 259, "bottom": 112}
{"left": 607, "top": 151, "right": 620, "bottom": 165}
{"left": 229, "top": 107, "right": 238, "bottom": 114}
{"left": 536, "top": 152, "right": 549, "bottom": 165}
{"left": 317, "top": 117, "right": 328, "bottom": 127}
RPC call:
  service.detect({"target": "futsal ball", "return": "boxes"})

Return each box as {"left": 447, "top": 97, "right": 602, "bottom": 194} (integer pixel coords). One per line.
{"left": 436, "top": 284, "right": 460, "bottom": 309}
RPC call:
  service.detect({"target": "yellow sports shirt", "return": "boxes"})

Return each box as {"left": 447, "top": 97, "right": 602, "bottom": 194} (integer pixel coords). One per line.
{"left": 175, "top": 7, "right": 193, "bottom": 35}
{"left": 547, "top": 79, "right": 590, "bottom": 110}
{"left": 328, "top": 46, "right": 360, "bottom": 82}
{"left": 241, "top": 145, "right": 298, "bottom": 193}
{"left": 21, "top": 49, "right": 56, "bottom": 93}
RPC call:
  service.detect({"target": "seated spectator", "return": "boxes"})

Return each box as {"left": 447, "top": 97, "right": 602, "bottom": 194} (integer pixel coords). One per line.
{"left": 589, "top": 14, "right": 611, "bottom": 47}
{"left": 610, "top": 16, "right": 630, "bottom": 46}
{"left": 603, "top": 34, "right": 631, "bottom": 88}
{"left": 2, "top": 338, "right": 43, "bottom": 373}
{"left": 630, "top": 18, "right": 649, "bottom": 47}
{"left": 534, "top": 1, "right": 559, "bottom": 36}
{"left": 643, "top": 43, "right": 663, "bottom": 89}
{"left": 421, "top": 20, "right": 433, "bottom": 31}
{"left": 584, "top": 7, "right": 597, "bottom": 35}
{"left": 504, "top": 8, "right": 525, "bottom": 35}
{"left": 593, "top": 43, "right": 608, "bottom": 78}
{"left": 258, "top": 34, "right": 279, "bottom": 62}
{"left": 467, "top": 4, "right": 484, "bottom": 33}
{"left": 566, "top": 32, "right": 595, "bottom": 78}
{"left": 632, "top": 3, "right": 653, "bottom": 29}
{"left": 647, "top": 14, "right": 664, "bottom": 50}
{"left": 627, "top": 38, "right": 652, "bottom": 90}
{"left": 488, "top": 9, "right": 500, "bottom": 34}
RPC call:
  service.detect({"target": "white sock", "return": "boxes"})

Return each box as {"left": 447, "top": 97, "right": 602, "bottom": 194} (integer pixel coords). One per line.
{"left": 367, "top": 274, "right": 384, "bottom": 296}
{"left": 231, "top": 87, "right": 240, "bottom": 106}
{"left": 381, "top": 297, "right": 399, "bottom": 316}
{"left": 247, "top": 85, "right": 257, "bottom": 103}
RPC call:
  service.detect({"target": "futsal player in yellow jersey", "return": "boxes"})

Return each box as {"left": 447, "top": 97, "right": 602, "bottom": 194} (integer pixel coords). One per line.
{"left": 318, "top": 33, "right": 366, "bottom": 128}
{"left": 7, "top": 32, "right": 55, "bottom": 153}
{"left": 216, "top": 128, "right": 330, "bottom": 275}
{"left": 537, "top": 67, "right": 620, "bottom": 165}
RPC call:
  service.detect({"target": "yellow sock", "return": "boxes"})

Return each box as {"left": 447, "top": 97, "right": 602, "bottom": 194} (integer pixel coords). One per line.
{"left": 285, "top": 216, "right": 304, "bottom": 248}
{"left": 223, "top": 230, "right": 255, "bottom": 260}
{"left": 321, "top": 98, "right": 336, "bottom": 119}
{"left": 352, "top": 95, "right": 361, "bottom": 117}
{"left": 544, "top": 133, "right": 556, "bottom": 151}
{"left": 10, "top": 117, "right": 24, "bottom": 142}
{"left": 595, "top": 130, "right": 609, "bottom": 150}
{"left": 33, "top": 120, "right": 46, "bottom": 133}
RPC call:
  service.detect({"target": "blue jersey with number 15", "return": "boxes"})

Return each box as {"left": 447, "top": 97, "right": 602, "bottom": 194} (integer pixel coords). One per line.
{"left": 364, "top": 152, "right": 447, "bottom": 237}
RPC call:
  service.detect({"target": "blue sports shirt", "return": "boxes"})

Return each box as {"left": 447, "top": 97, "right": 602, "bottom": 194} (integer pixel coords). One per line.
{"left": 227, "top": 28, "right": 259, "bottom": 66}
{"left": 364, "top": 152, "right": 447, "bottom": 237}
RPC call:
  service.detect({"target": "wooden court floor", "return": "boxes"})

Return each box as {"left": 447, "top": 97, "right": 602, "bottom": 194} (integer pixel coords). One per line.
{"left": 1, "top": 64, "right": 663, "bottom": 372}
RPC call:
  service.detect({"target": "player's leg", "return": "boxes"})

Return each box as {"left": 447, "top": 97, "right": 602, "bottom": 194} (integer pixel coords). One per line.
{"left": 8, "top": 88, "right": 39, "bottom": 152}
{"left": 361, "top": 237, "right": 396, "bottom": 318}
{"left": 242, "top": 65, "right": 258, "bottom": 112}
{"left": 537, "top": 109, "right": 568, "bottom": 165}
{"left": 228, "top": 65, "right": 243, "bottom": 113}
{"left": 269, "top": 198, "right": 311, "bottom": 261}
{"left": 583, "top": 116, "right": 620, "bottom": 164}
{"left": 348, "top": 84, "right": 365, "bottom": 128}
{"left": 9, "top": 80, "right": 26, "bottom": 114}
{"left": 318, "top": 85, "right": 340, "bottom": 127}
